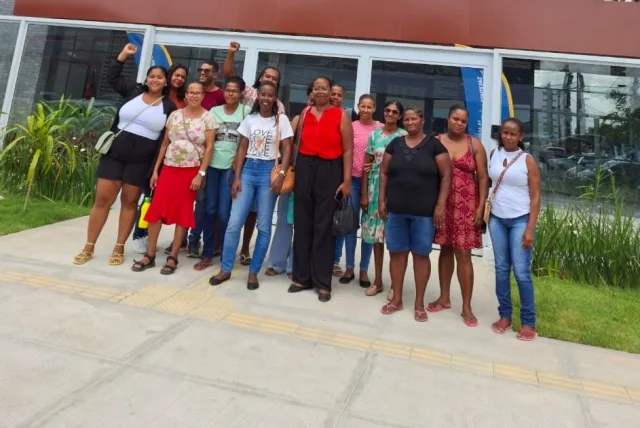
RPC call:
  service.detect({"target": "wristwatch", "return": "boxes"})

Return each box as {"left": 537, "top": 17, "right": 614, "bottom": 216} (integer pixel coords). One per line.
{"left": 198, "top": 170, "right": 206, "bottom": 177}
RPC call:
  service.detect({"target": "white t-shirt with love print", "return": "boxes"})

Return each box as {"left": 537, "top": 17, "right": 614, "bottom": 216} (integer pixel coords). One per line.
{"left": 237, "top": 113, "right": 294, "bottom": 161}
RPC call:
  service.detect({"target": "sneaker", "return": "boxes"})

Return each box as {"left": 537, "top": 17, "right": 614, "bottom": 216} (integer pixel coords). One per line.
{"left": 187, "top": 241, "right": 201, "bottom": 258}
{"left": 164, "top": 241, "right": 189, "bottom": 255}
{"left": 131, "top": 237, "right": 148, "bottom": 254}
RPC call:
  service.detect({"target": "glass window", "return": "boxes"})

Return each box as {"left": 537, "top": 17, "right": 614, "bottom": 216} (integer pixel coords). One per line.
{"left": 10, "top": 25, "right": 139, "bottom": 123}
{"left": 0, "top": 21, "right": 20, "bottom": 109}
{"left": 371, "top": 60, "right": 484, "bottom": 135}
{"left": 503, "top": 58, "right": 640, "bottom": 206}
{"left": 158, "top": 45, "right": 245, "bottom": 85}
{"left": 257, "top": 52, "right": 358, "bottom": 117}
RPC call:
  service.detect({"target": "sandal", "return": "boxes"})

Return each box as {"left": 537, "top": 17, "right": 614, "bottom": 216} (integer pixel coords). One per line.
{"left": 239, "top": 254, "right": 252, "bottom": 266}
{"left": 365, "top": 284, "right": 383, "bottom": 296}
{"left": 332, "top": 264, "right": 344, "bottom": 277}
{"left": 265, "top": 267, "right": 278, "bottom": 276}
{"left": 491, "top": 318, "right": 512, "bottom": 334}
{"left": 209, "top": 272, "right": 231, "bottom": 286}
{"left": 516, "top": 326, "right": 537, "bottom": 341}
{"left": 426, "top": 301, "right": 451, "bottom": 313}
{"left": 380, "top": 302, "right": 403, "bottom": 315}
{"left": 72, "top": 242, "right": 95, "bottom": 265}
{"left": 160, "top": 256, "right": 178, "bottom": 275}
{"left": 414, "top": 308, "right": 428, "bottom": 322}
{"left": 193, "top": 258, "right": 213, "bottom": 271}
{"left": 462, "top": 312, "right": 478, "bottom": 328}
{"left": 131, "top": 254, "right": 156, "bottom": 272}
{"left": 108, "top": 243, "right": 125, "bottom": 266}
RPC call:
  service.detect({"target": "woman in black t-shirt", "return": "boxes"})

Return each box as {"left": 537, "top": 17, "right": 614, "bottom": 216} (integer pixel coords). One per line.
{"left": 378, "top": 107, "right": 452, "bottom": 322}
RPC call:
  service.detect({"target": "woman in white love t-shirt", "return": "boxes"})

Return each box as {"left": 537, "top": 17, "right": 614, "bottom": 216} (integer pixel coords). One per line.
{"left": 210, "top": 81, "right": 294, "bottom": 290}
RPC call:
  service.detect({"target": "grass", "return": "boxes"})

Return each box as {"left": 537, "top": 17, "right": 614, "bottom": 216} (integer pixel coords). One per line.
{"left": 0, "top": 194, "right": 90, "bottom": 236}
{"left": 511, "top": 277, "right": 640, "bottom": 353}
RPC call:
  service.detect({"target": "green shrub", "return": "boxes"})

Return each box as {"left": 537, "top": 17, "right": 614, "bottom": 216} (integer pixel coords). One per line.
{"left": 0, "top": 97, "right": 113, "bottom": 208}
{"left": 533, "top": 171, "right": 640, "bottom": 289}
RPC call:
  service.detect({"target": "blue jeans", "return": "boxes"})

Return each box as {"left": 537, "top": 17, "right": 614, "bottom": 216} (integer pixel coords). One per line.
{"left": 189, "top": 200, "right": 204, "bottom": 245}
{"left": 201, "top": 167, "right": 233, "bottom": 259}
{"left": 268, "top": 193, "right": 293, "bottom": 274}
{"left": 488, "top": 214, "right": 536, "bottom": 327}
{"left": 221, "top": 159, "right": 277, "bottom": 274}
{"left": 333, "top": 176, "right": 372, "bottom": 271}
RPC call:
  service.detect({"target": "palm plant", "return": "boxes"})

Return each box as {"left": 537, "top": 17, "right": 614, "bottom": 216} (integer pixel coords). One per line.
{"left": 0, "top": 102, "right": 75, "bottom": 209}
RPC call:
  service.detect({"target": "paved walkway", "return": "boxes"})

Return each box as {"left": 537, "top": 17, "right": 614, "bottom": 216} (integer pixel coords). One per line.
{"left": 1, "top": 214, "right": 639, "bottom": 427}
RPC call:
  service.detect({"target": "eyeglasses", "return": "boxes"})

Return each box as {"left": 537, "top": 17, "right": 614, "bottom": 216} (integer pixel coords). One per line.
{"left": 225, "top": 89, "right": 241, "bottom": 94}
{"left": 186, "top": 91, "right": 203, "bottom": 96}
{"left": 197, "top": 68, "right": 214, "bottom": 74}
{"left": 384, "top": 108, "right": 400, "bottom": 115}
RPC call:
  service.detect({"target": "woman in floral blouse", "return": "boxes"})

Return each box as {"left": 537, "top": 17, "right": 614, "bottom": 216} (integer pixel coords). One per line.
{"left": 132, "top": 82, "right": 217, "bottom": 274}
{"left": 360, "top": 101, "right": 406, "bottom": 298}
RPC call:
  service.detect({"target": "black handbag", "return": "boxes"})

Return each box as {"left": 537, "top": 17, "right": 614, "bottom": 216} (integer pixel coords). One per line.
{"left": 332, "top": 196, "right": 358, "bottom": 237}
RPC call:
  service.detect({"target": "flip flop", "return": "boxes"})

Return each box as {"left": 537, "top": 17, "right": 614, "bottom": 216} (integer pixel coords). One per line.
{"left": 461, "top": 313, "right": 478, "bottom": 327}
{"left": 193, "top": 258, "right": 213, "bottom": 271}
{"left": 380, "top": 302, "right": 403, "bottom": 315}
{"left": 426, "top": 301, "right": 451, "bottom": 313}
{"left": 516, "top": 326, "right": 537, "bottom": 341}
{"left": 265, "top": 268, "right": 278, "bottom": 276}
{"left": 414, "top": 308, "right": 428, "bottom": 322}
{"left": 239, "top": 254, "right": 252, "bottom": 266}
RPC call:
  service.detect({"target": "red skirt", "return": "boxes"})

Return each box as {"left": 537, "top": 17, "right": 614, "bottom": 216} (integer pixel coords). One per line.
{"left": 144, "top": 165, "right": 199, "bottom": 228}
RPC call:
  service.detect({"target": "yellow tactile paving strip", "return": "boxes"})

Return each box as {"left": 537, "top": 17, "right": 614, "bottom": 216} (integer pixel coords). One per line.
{"left": 2, "top": 268, "right": 638, "bottom": 406}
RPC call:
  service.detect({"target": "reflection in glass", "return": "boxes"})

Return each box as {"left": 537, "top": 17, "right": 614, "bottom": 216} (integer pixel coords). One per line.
{"left": 503, "top": 59, "right": 640, "bottom": 207}
{"left": 10, "top": 25, "right": 139, "bottom": 123}
{"left": 0, "top": 21, "right": 20, "bottom": 109}
{"left": 257, "top": 52, "right": 358, "bottom": 117}
{"left": 371, "top": 61, "right": 478, "bottom": 134}
{"left": 158, "top": 45, "right": 245, "bottom": 84}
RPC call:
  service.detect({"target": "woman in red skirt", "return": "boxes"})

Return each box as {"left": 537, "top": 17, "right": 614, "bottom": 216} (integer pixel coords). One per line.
{"left": 132, "top": 82, "right": 217, "bottom": 274}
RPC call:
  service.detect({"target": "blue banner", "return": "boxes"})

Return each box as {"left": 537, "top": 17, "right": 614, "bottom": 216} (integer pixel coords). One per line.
{"left": 126, "top": 33, "right": 172, "bottom": 69}
{"left": 460, "top": 67, "right": 483, "bottom": 138}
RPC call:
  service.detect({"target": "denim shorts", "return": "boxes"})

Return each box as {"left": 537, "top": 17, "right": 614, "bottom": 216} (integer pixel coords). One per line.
{"left": 385, "top": 212, "right": 435, "bottom": 255}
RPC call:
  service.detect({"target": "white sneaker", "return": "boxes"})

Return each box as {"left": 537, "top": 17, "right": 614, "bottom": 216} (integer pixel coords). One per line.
{"left": 132, "top": 237, "right": 148, "bottom": 254}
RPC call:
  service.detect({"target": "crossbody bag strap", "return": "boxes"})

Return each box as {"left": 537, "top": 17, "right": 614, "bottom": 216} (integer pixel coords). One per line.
{"left": 292, "top": 107, "right": 309, "bottom": 168}
{"left": 116, "top": 95, "right": 164, "bottom": 137}
{"left": 489, "top": 150, "right": 525, "bottom": 201}
{"left": 180, "top": 110, "right": 205, "bottom": 164}
{"left": 273, "top": 115, "right": 281, "bottom": 168}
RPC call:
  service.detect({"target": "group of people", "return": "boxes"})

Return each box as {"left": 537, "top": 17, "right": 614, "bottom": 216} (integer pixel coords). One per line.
{"left": 72, "top": 41, "right": 541, "bottom": 341}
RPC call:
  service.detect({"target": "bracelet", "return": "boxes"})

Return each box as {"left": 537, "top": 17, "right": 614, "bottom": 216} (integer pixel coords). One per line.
{"left": 279, "top": 170, "right": 287, "bottom": 177}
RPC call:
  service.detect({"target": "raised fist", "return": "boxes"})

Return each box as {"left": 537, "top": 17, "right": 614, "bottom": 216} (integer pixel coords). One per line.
{"left": 121, "top": 43, "right": 138, "bottom": 56}
{"left": 228, "top": 41, "right": 240, "bottom": 53}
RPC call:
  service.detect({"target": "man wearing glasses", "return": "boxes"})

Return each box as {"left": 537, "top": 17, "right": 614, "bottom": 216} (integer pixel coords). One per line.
{"left": 198, "top": 61, "right": 225, "bottom": 110}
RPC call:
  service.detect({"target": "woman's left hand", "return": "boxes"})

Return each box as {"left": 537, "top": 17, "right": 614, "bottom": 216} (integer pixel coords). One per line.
{"left": 271, "top": 174, "right": 284, "bottom": 194}
{"left": 336, "top": 181, "right": 351, "bottom": 199}
{"left": 433, "top": 203, "right": 445, "bottom": 229}
{"left": 472, "top": 208, "right": 484, "bottom": 228}
{"left": 522, "top": 227, "right": 535, "bottom": 249}
{"left": 190, "top": 174, "right": 203, "bottom": 192}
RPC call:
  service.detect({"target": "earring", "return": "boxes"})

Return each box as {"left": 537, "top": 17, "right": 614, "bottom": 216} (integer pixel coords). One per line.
{"left": 164, "top": 83, "right": 167, "bottom": 87}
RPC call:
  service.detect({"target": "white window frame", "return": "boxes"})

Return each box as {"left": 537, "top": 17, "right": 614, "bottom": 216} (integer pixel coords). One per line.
{"left": 0, "top": 16, "right": 151, "bottom": 142}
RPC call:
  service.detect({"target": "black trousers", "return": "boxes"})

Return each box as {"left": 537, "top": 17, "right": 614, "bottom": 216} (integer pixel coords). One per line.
{"left": 293, "top": 154, "right": 343, "bottom": 292}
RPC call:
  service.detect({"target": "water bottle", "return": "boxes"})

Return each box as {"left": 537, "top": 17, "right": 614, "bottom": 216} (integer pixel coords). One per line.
{"left": 137, "top": 197, "right": 151, "bottom": 229}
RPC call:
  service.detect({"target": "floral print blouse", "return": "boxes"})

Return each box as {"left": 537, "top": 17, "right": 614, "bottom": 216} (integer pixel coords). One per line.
{"left": 164, "top": 109, "right": 218, "bottom": 168}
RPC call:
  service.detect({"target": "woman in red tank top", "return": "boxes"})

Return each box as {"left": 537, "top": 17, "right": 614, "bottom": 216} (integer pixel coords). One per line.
{"left": 289, "top": 76, "right": 354, "bottom": 303}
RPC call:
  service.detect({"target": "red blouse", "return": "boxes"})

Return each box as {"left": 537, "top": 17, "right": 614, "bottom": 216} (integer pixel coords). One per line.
{"left": 299, "top": 106, "right": 343, "bottom": 160}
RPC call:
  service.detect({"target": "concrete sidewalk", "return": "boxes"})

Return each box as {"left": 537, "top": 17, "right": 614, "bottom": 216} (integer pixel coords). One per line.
{"left": 0, "top": 214, "right": 639, "bottom": 427}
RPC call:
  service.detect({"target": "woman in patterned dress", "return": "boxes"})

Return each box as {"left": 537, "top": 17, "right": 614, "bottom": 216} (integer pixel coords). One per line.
{"left": 429, "top": 105, "right": 489, "bottom": 327}
{"left": 360, "top": 101, "right": 406, "bottom": 297}
{"left": 131, "top": 82, "right": 217, "bottom": 274}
